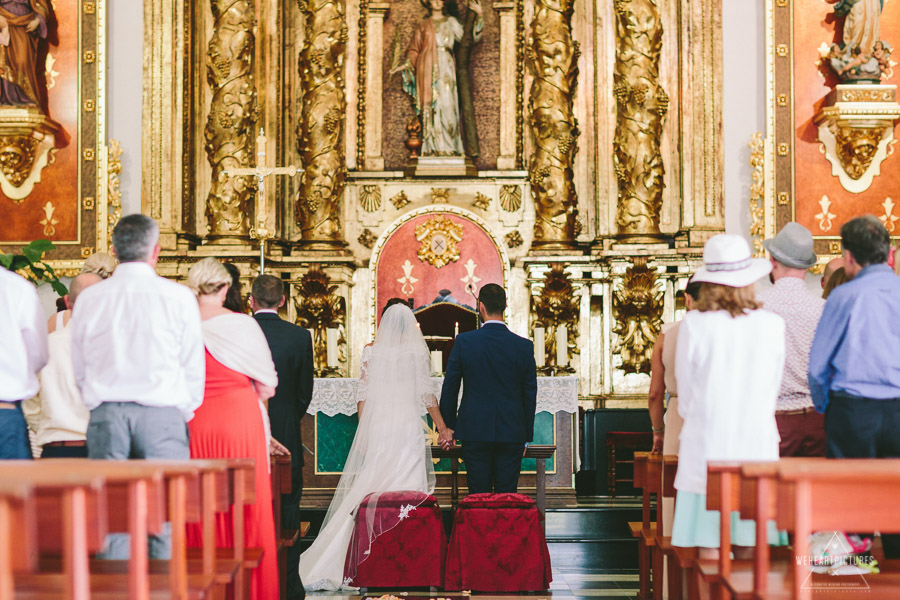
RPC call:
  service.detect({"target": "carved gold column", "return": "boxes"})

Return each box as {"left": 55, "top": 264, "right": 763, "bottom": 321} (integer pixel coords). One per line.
{"left": 613, "top": 0, "right": 668, "bottom": 241}
{"left": 296, "top": 0, "right": 348, "bottom": 245}
{"left": 363, "top": 2, "right": 389, "bottom": 171}
{"left": 204, "top": 0, "right": 257, "bottom": 238}
{"left": 528, "top": 0, "right": 580, "bottom": 247}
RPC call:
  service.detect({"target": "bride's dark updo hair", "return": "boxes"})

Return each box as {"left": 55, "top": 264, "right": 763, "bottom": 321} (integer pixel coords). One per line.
{"left": 382, "top": 297, "right": 410, "bottom": 316}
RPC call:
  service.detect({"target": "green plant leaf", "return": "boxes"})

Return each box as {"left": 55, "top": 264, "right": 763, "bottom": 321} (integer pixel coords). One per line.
{"left": 0, "top": 252, "right": 11, "bottom": 269}
{"left": 50, "top": 279, "right": 68, "bottom": 296}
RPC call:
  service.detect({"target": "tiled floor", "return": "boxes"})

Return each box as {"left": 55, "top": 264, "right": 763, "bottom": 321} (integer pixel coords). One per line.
{"left": 307, "top": 569, "right": 639, "bottom": 600}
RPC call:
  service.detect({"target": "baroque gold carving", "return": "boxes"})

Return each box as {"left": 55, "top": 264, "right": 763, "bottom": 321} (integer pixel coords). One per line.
{"left": 204, "top": 0, "right": 256, "bottom": 237}
{"left": 357, "top": 0, "right": 368, "bottom": 168}
{"left": 530, "top": 264, "right": 579, "bottom": 368}
{"left": 499, "top": 184, "right": 521, "bottom": 212}
{"left": 837, "top": 88, "right": 895, "bottom": 103}
{"left": 529, "top": 0, "right": 579, "bottom": 245}
{"left": 613, "top": 0, "right": 668, "bottom": 240}
{"left": 472, "top": 192, "right": 490, "bottom": 210}
{"left": 834, "top": 125, "right": 886, "bottom": 180}
{"left": 748, "top": 132, "right": 765, "bottom": 257}
{"left": 505, "top": 230, "right": 523, "bottom": 248}
{"left": 359, "top": 185, "right": 381, "bottom": 212}
{"left": 416, "top": 215, "right": 463, "bottom": 269}
{"left": 390, "top": 190, "right": 410, "bottom": 209}
{"left": 515, "top": 0, "right": 525, "bottom": 169}
{"left": 358, "top": 228, "right": 377, "bottom": 248}
{"left": 612, "top": 259, "right": 663, "bottom": 375}
{"left": 431, "top": 188, "right": 450, "bottom": 204}
{"left": 107, "top": 140, "right": 123, "bottom": 252}
{"left": 296, "top": 0, "right": 348, "bottom": 243}
{"left": 0, "top": 136, "right": 39, "bottom": 188}
{"left": 293, "top": 266, "right": 347, "bottom": 374}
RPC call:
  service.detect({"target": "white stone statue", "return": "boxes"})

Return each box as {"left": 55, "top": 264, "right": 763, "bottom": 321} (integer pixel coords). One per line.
{"left": 390, "top": 0, "right": 483, "bottom": 157}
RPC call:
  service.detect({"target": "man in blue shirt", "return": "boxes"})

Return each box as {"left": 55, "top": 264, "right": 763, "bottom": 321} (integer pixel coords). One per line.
{"left": 808, "top": 214, "right": 900, "bottom": 557}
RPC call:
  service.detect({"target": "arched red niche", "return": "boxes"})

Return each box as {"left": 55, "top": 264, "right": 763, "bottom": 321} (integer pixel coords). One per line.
{"left": 374, "top": 212, "right": 505, "bottom": 324}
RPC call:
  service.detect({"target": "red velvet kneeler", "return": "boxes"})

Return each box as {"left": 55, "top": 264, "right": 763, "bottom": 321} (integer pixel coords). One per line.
{"left": 343, "top": 491, "right": 447, "bottom": 588}
{"left": 444, "top": 493, "right": 553, "bottom": 592}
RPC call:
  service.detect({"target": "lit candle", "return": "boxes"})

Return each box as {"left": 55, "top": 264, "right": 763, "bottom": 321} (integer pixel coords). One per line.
{"left": 454, "top": 321, "right": 459, "bottom": 337}
{"left": 431, "top": 350, "right": 443, "bottom": 374}
{"left": 534, "top": 327, "right": 545, "bottom": 367}
{"left": 556, "top": 325, "right": 567, "bottom": 367}
{"left": 326, "top": 328, "right": 338, "bottom": 367}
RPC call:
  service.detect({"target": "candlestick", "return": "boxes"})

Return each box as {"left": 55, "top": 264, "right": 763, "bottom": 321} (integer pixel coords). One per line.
{"left": 326, "top": 328, "right": 338, "bottom": 367}
{"left": 454, "top": 321, "right": 459, "bottom": 337}
{"left": 556, "top": 325, "right": 567, "bottom": 367}
{"left": 431, "top": 350, "right": 443, "bottom": 374}
{"left": 534, "top": 327, "right": 545, "bottom": 367}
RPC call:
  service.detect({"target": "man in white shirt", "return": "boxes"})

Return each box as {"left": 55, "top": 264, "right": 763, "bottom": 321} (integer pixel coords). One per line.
{"left": 71, "top": 214, "right": 205, "bottom": 558}
{"left": 24, "top": 272, "right": 102, "bottom": 458}
{"left": 0, "top": 267, "right": 49, "bottom": 459}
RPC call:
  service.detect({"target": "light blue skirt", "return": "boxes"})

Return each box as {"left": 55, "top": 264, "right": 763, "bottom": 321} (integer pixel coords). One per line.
{"left": 671, "top": 491, "right": 788, "bottom": 549}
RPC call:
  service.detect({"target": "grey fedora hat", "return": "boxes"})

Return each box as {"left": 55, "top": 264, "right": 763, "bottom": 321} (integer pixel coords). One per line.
{"left": 763, "top": 222, "right": 817, "bottom": 269}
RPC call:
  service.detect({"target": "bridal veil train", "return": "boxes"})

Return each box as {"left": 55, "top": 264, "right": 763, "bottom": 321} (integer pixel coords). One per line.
{"left": 299, "top": 303, "right": 438, "bottom": 590}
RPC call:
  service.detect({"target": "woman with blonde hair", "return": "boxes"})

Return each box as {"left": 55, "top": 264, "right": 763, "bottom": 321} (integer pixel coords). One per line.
{"left": 48, "top": 251, "right": 117, "bottom": 333}
{"left": 672, "top": 235, "right": 786, "bottom": 558}
{"left": 184, "top": 257, "right": 279, "bottom": 600}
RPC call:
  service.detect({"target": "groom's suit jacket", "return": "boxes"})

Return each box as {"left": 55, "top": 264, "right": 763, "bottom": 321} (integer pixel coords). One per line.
{"left": 253, "top": 312, "right": 314, "bottom": 467}
{"left": 439, "top": 323, "right": 538, "bottom": 443}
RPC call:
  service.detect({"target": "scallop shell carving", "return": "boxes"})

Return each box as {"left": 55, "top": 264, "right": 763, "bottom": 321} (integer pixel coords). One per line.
{"left": 359, "top": 185, "right": 382, "bottom": 212}
{"left": 499, "top": 185, "right": 522, "bottom": 212}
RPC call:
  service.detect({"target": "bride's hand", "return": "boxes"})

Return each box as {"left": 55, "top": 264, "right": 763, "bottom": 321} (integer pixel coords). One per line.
{"left": 270, "top": 438, "right": 290, "bottom": 456}
{"left": 438, "top": 427, "right": 455, "bottom": 450}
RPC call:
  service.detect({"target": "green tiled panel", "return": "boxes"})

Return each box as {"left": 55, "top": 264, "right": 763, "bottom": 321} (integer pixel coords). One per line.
{"left": 316, "top": 411, "right": 557, "bottom": 474}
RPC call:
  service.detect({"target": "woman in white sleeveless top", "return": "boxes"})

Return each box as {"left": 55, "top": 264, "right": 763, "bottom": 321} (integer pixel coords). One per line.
{"left": 648, "top": 278, "right": 700, "bottom": 538}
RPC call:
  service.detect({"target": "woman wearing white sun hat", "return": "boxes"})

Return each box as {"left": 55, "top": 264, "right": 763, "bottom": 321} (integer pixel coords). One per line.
{"left": 671, "top": 234, "right": 787, "bottom": 556}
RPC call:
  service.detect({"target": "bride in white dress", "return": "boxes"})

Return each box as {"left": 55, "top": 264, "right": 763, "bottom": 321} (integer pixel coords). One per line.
{"left": 299, "top": 302, "right": 451, "bottom": 590}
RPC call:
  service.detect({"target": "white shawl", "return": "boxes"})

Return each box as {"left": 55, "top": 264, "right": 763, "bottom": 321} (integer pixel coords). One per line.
{"left": 202, "top": 313, "right": 278, "bottom": 458}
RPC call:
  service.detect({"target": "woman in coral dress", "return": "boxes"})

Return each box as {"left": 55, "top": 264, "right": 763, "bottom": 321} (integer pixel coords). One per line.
{"left": 185, "top": 258, "right": 280, "bottom": 600}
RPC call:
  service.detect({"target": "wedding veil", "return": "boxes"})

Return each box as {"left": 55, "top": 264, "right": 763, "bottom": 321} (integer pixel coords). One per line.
{"left": 322, "top": 303, "right": 437, "bottom": 584}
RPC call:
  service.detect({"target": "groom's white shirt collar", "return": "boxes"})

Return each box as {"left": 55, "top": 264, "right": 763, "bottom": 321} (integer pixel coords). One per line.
{"left": 483, "top": 320, "right": 506, "bottom": 327}
{"left": 254, "top": 309, "right": 279, "bottom": 315}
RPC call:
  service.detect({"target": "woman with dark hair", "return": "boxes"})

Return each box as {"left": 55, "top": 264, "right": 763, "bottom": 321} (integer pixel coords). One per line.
{"left": 671, "top": 235, "right": 786, "bottom": 558}
{"left": 222, "top": 262, "right": 245, "bottom": 313}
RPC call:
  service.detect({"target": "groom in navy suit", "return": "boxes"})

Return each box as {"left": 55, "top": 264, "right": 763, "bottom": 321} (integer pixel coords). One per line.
{"left": 439, "top": 284, "right": 538, "bottom": 493}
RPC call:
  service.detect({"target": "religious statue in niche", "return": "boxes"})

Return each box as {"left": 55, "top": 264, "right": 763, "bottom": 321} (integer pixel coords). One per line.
{"left": 390, "top": 0, "right": 482, "bottom": 176}
{"left": 823, "top": 0, "right": 894, "bottom": 82}
{"left": 0, "top": 0, "right": 64, "bottom": 203}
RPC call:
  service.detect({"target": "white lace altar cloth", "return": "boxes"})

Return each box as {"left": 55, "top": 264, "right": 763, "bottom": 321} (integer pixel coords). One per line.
{"left": 308, "top": 376, "right": 578, "bottom": 417}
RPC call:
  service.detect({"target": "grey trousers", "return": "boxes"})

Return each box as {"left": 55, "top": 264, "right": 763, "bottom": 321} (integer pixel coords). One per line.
{"left": 87, "top": 402, "right": 190, "bottom": 559}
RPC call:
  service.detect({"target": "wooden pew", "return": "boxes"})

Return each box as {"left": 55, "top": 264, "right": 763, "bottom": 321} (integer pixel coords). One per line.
{"left": 0, "top": 466, "right": 108, "bottom": 600}
{"left": 271, "top": 454, "right": 298, "bottom": 600}
{"left": 655, "top": 454, "right": 681, "bottom": 600}
{"left": 629, "top": 452, "right": 660, "bottom": 600}
{"left": 776, "top": 459, "right": 900, "bottom": 600}
{"left": 0, "top": 479, "right": 35, "bottom": 600}
{"left": 3, "top": 460, "right": 233, "bottom": 600}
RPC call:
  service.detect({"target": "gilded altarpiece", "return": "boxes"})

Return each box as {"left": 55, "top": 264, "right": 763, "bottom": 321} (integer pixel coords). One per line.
{"left": 144, "top": 0, "right": 724, "bottom": 505}
{"left": 0, "top": 0, "right": 110, "bottom": 272}
{"left": 762, "top": 0, "right": 900, "bottom": 260}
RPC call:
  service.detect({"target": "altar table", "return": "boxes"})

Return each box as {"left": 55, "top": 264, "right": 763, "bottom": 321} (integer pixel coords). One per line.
{"left": 300, "top": 377, "right": 578, "bottom": 509}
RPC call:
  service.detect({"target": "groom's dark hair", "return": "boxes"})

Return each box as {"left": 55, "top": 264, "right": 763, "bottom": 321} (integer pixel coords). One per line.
{"left": 478, "top": 284, "right": 506, "bottom": 315}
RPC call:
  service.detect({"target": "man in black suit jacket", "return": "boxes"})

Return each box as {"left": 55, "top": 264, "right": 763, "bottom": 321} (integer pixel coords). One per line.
{"left": 251, "top": 275, "right": 314, "bottom": 600}
{"left": 439, "top": 284, "right": 538, "bottom": 494}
